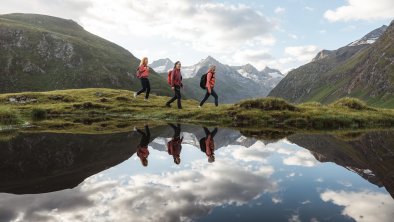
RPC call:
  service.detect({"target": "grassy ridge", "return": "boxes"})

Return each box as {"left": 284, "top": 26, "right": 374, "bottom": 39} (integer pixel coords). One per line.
{"left": 0, "top": 89, "right": 393, "bottom": 132}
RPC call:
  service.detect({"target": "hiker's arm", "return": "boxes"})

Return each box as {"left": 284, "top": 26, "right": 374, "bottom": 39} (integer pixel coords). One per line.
{"left": 206, "top": 73, "right": 212, "bottom": 93}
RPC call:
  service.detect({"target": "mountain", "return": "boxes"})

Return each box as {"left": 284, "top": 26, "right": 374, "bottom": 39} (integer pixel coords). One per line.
{"left": 288, "top": 130, "right": 394, "bottom": 198}
{"left": 151, "top": 56, "right": 284, "bottom": 103}
{"left": 149, "top": 58, "right": 174, "bottom": 73}
{"left": 232, "top": 64, "right": 284, "bottom": 89}
{"left": 0, "top": 13, "right": 172, "bottom": 96}
{"left": 269, "top": 23, "right": 393, "bottom": 108}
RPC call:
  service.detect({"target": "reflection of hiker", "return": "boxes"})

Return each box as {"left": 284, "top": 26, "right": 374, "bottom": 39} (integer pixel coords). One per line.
{"left": 134, "top": 57, "right": 151, "bottom": 101}
{"left": 167, "top": 123, "right": 183, "bottom": 165}
{"left": 199, "top": 127, "right": 218, "bottom": 163}
{"left": 165, "top": 61, "right": 183, "bottom": 109}
{"left": 134, "top": 125, "right": 151, "bottom": 167}
{"left": 199, "top": 65, "right": 218, "bottom": 108}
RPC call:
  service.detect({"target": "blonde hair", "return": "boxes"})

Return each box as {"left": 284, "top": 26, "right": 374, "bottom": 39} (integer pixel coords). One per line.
{"left": 140, "top": 57, "right": 148, "bottom": 66}
{"left": 208, "top": 65, "right": 216, "bottom": 73}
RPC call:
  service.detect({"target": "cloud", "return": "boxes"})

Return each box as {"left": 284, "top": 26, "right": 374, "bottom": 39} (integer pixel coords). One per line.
{"left": 324, "top": 0, "right": 394, "bottom": 22}
{"left": 285, "top": 45, "right": 320, "bottom": 63}
{"left": 274, "top": 7, "right": 286, "bottom": 14}
{"left": 321, "top": 190, "right": 394, "bottom": 222}
{"left": 77, "top": 0, "right": 276, "bottom": 53}
{"left": 0, "top": 156, "right": 277, "bottom": 222}
{"left": 283, "top": 150, "right": 319, "bottom": 167}
{"left": 304, "top": 6, "right": 315, "bottom": 12}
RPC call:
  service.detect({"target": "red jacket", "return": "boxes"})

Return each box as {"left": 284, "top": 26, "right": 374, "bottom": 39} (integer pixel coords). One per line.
{"left": 137, "top": 147, "right": 149, "bottom": 158}
{"left": 138, "top": 65, "right": 149, "bottom": 78}
{"left": 167, "top": 138, "right": 182, "bottom": 157}
{"left": 171, "top": 69, "right": 183, "bottom": 87}
{"left": 206, "top": 71, "right": 216, "bottom": 90}
{"left": 205, "top": 135, "right": 215, "bottom": 156}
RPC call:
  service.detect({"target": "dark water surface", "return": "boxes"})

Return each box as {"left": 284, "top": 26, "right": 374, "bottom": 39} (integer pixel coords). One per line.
{"left": 0, "top": 124, "right": 393, "bottom": 222}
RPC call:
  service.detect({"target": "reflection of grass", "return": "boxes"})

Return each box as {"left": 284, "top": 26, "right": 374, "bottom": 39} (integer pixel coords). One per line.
{"left": 0, "top": 107, "right": 22, "bottom": 125}
{"left": 0, "top": 88, "right": 393, "bottom": 131}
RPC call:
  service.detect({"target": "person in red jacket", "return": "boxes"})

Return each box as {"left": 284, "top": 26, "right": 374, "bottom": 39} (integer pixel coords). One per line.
{"left": 199, "top": 127, "right": 218, "bottom": 163}
{"left": 199, "top": 65, "right": 218, "bottom": 107}
{"left": 134, "top": 57, "right": 151, "bottom": 101}
{"left": 167, "top": 123, "right": 183, "bottom": 165}
{"left": 134, "top": 125, "right": 151, "bottom": 167}
{"left": 165, "top": 61, "right": 183, "bottom": 109}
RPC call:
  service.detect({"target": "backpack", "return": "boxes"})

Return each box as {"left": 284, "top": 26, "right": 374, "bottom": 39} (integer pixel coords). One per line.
{"left": 200, "top": 73, "right": 208, "bottom": 89}
{"left": 167, "top": 70, "right": 172, "bottom": 85}
{"left": 199, "top": 137, "right": 207, "bottom": 152}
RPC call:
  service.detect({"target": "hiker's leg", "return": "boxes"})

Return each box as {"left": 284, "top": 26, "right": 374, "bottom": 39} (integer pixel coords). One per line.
{"left": 145, "top": 79, "right": 151, "bottom": 99}
{"left": 175, "top": 87, "right": 182, "bottom": 108}
{"left": 203, "top": 127, "right": 210, "bottom": 137}
{"left": 211, "top": 89, "right": 219, "bottom": 106}
{"left": 137, "top": 78, "right": 147, "bottom": 95}
{"left": 211, "top": 128, "right": 218, "bottom": 137}
{"left": 167, "top": 90, "right": 177, "bottom": 104}
{"left": 199, "top": 91, "right": 210, "bottom": 106}
{"left": 136, "top": 129, "right": 146, "bottom": 137}
{"left": 145, "top": 125, "right": 151, "bottom": 139}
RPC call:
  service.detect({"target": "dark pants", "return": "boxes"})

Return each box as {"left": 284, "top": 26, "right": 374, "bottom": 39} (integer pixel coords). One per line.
{"left": 136, "top": 125, "right": 151, "bottom": 146}
{"left": 200, "top": 88, "right": 218, "bottom": 106}
{"left": 203, "top": 127, "right": 218, "bottom": 138}
{"left": 137, "top": 78, "right": 150, "bottom": 99}
{"left": 166, "top": 86, "right": 182, "bottom": 108}
{"left": 169, "top": 123, "right": 181, "bottom": 139}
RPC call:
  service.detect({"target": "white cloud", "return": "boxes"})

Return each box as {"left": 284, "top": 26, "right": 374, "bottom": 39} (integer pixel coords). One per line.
{"left": 321, "top": 190, "right": 394, "bottom": 222}
{"left": 0, "top": 156, "right": 277, "bottom": 222}
{"left": 304, "top": 6, "right": 315, "bottom": 12}
{"left": 285, "top": 45, "right": 320, "bottom": 63}
{"left": 275, "top": 7, "right": 286, "bottom": 14}
{"left": 0, "top": 0, "right": 279, "bottom": 67}
{"left": 283, "top": 150, "right": 319, "bottom": 167}
{"left": 324, "top": 0, "right": 394, "bottom": 22}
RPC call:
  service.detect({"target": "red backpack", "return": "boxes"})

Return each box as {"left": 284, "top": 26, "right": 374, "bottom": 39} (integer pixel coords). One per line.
{"left": 167, "top": 70, "right": 172, "bottom": 85}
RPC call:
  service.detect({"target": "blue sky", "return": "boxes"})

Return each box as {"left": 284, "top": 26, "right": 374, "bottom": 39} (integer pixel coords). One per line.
{"left": 1, "top": 0, "right": 393, "bottom": 72}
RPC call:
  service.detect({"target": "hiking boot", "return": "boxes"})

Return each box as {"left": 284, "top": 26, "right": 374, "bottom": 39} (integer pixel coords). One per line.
{"left": 165, "top": 103, "right": 171, "bottom": 108}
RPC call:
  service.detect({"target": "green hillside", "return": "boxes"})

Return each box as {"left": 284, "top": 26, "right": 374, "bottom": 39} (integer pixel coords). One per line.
{"left": 269, "top": 22, "right": 394, "bottom": 108}
{"left": 0, "top": 13, "right": 172, "bottom": 96}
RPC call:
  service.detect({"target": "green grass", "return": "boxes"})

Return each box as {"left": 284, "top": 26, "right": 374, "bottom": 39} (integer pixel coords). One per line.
{"left": 1, "top": 88, "right": 393, "bottom": 132}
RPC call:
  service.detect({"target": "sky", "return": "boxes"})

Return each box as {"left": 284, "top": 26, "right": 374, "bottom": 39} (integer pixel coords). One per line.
{"left": 1, "top": 0, "right": 393, "bottom": 73}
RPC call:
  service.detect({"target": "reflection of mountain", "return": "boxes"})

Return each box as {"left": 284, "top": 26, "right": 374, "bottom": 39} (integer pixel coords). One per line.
{"left": 0, "top": 125, "right": 172, "bottom": 194}
{"left": 288, "top": 131, "right": 394, "bottom": 198}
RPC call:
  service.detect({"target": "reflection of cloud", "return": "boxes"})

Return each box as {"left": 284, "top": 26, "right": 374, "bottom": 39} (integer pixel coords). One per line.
{"left": 321, "top": 190, "right": 394, "bottom": 222}
{"left": 283, "top": 150, "right": 319, "bottom": 167}
{"left": 288, "top": 214, "right": 301, "bottom": 222}
{"left": 0, "top": 156, "right": 277, "bottom": 222}
{"left": 232, "top": 141, "right": 271, "bottom": 163}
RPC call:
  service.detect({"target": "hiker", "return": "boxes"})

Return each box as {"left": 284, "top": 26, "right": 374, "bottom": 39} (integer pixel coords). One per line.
{"left": 134, "top": 125, "right": 151, "bottom": 167}
{"left": 199, "top": 127, "right": 218, "bottom": 163}
{"left": 167, "top": 123, "right": 183, "bottom": 165}
{"left": 134, "top": 57, "right": 151, "bottom": 101}
{"left": 165, "top": 61, "right": 183, "bottom": 109}
{"left": 199, "top": 65, "right": 218, "bottom": 108}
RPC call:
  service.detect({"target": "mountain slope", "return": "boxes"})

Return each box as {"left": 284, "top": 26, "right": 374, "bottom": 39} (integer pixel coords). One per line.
{"left": 152, "top": 57, "right": 284, "bottom": 103}
{"left": 150, "top": 58, "right": 174, "bottom": 73}
{"left": 269, "top": 24, "right": 393, "bottom": 108}
{"left": 182, "top": 56, "right": 271, "bottom": 103}
{"left": 0, "top": 13, "right": 172, "bottom": 96}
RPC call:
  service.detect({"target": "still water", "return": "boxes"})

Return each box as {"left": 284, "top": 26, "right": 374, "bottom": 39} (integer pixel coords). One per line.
{"left": 0, "top": 124, "right": 393, "bottom": 222}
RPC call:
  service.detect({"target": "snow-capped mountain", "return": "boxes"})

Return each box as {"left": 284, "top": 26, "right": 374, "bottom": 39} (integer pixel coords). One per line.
{"left": 232, "top": 64, "right": 284, "bottom": 88}
{"left": 348, "top": 25, "right": 388, "bottom": 46}
{"left": 151, "top": 56, "right": 284, "bottom": 103}
{"left": 150, "top": 58, "right": 174, "bottom": 73}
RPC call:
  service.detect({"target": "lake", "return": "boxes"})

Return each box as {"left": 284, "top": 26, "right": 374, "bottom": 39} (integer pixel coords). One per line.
{"left": 0, "top": 124, "right": 393, "bottom": 222}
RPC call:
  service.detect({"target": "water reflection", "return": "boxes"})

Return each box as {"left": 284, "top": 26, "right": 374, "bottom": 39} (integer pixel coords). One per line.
{"left": 0, "top": 125, "right": 393, "bottom": 222}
